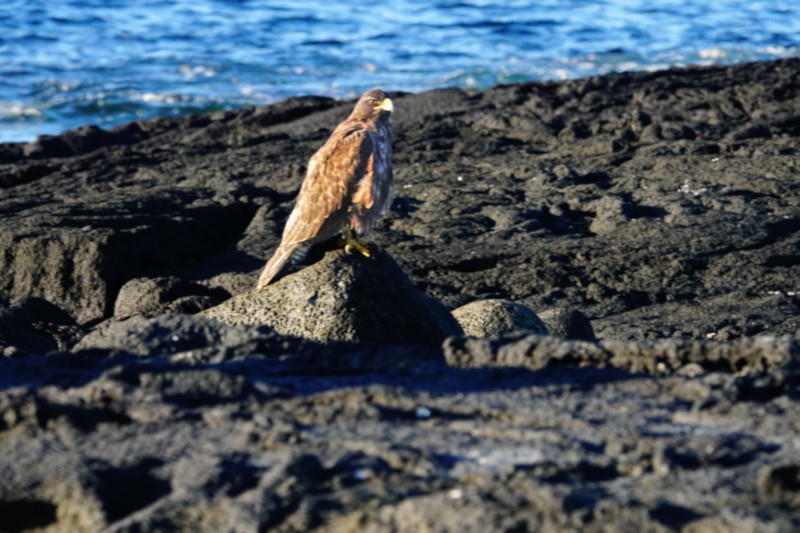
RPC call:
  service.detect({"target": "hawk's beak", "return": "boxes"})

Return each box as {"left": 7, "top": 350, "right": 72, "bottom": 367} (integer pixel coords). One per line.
{"left": 377, "top": 97, "right": 394, "bottom": 113}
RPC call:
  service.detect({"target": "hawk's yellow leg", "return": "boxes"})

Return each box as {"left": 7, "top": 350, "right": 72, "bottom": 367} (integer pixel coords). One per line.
{"left": 339, "top": 227, "right": 371, "bottom": 257}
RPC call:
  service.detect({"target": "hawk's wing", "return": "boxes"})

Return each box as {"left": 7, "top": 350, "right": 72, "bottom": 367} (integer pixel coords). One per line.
{"left": 257, "top": 123, "right": 374, "bottom": 289}
{"left": 281, "top": 123, "right": 374, "bottom": 246}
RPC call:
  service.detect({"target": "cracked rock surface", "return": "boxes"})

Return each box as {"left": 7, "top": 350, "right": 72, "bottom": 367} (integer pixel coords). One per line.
{"left": 2, "top": 58, "right": 800, "bottom": 531}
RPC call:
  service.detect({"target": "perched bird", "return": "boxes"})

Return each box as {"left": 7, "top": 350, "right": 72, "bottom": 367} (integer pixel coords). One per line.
{"left": 257, "top": 88, "right": 394, "bottom": 288}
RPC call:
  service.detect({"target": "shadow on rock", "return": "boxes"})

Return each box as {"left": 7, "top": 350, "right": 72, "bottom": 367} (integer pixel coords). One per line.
{"left": 0, "top": 296, "right": 85, "bottom": 355}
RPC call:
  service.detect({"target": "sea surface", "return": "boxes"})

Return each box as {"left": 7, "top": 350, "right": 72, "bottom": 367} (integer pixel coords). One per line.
{"left": 1, "top": 0, "right": 798, "bottom": 143}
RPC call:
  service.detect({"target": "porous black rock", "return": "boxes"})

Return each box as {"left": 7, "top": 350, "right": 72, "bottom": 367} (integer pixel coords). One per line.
{"left": 0, "top": 296, "right": 83, "bottom": 354}
{"left": 74, "top": 313, "right": 286, "bottom": 357}
{"left": 537, "top": 308, "right": 597, "bottom": 341}
{"left": 443, "top": 332, "right": 798, "bottom": 376}
{"left": 114, "top": 276, "right": 228, "bottom": 317}
{"left": 452, "top": 298, "right": 547, "bottom": 337}
{"left": 202, "top": 249, "right": 464, "bottom": 346}
{"left": 2, "top": 59, "right": 800, "bottom": 532}
{"left": 0, "top": 195, "right": 256, "bottom": 324}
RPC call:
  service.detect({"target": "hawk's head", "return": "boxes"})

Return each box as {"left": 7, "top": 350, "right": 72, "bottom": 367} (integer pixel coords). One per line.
{"left": 353, "top": 88, "right": 393, "bottom": 121}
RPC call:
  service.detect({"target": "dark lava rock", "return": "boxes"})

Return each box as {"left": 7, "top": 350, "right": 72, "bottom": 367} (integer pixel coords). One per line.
{"left": 444, "top": 332, "right": 798, "bottom": 376}
{"left": 0, "top": 296, "right": 83, "bottom": 354}
{"left": 74, "top": 313, "right": 441, "bottom": 373}
{"left": 114, "top": 276, "right": 228, "bottom": 317}
{"left": 452, "top": 298, "right": 547, "bottom": 337}
{"left": 202, "top": 249, "right": 464, "bottom": 346}
{"left": 0, "top": 195, "right": 256, "bottom": 324}
{"left": 537, "top": 308, "right": 597, "bottom": 341}
{"left": 74, "top": 313, "right": 286, "bottom": 357}
{"left": 4, "top": 58, "right": 800, "bottom": 340}
{"left": 2, "top": 59, "right": 800, "bottom": 532}
{"left": 1, "top": 333, "right": 797, "bottom": 532}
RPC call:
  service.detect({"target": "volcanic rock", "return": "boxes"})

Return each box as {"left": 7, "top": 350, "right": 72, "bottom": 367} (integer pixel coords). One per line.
{"left": 443, "top": 332, "right": 798, "bottom": 376}
{"left": 114, "top": 276, "right": 228, "bottom": 317}
{"left": 2, "top": 58, "right": 800, "bottom": 531}
{"left": 0, "top": 296, "right": 83, "bottom": 354}
{"left": 452, "top": 298, "right": 547, "bottom": 337}
{"left": 201, "top": 249, "right": 464, "bottom": 346}
{"left": 537, "top": 308, "right": 597, "bottom": 341}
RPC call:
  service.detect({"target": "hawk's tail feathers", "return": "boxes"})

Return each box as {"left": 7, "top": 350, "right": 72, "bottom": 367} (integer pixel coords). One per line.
{"left": 257, "top": 243, "right": 307, "bottom": 289}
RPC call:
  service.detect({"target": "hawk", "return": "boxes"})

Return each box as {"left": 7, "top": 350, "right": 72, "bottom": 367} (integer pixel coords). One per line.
{"left": 257, "top": 88, "right": 394, "bottom": 288}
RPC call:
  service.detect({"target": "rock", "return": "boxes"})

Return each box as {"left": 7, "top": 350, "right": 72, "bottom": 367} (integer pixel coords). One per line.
{"left": 75, "top": 313, "right": 442, "bottom": 374}
{"left": 550, "top": 163, "right": 581, "bottom": 187}
{"left": 537, "top": 308, "right": 596, "bottom": 341}
{"left": 3, "top": 59, "right": 800, "bottom": 339}
{"left": 2, "top": 59, "right": 800, "bottom": 532}
{"left": 3, "top": 331, "right": 797, "bottom": 532}
{"left": 443, "top": 332, "right": 609, "bottom": 370}
{"left": 114, "top": 276, "right": 228, "bottom": 317}
{"left": 587, "top": 195, "right": 629, "bottom": 235}
{"left": 443, "top": 333, "right": 798, "bottom": 376}
{"left": 202, "top": 249, "right": 464, "bottom": 346}
{"left": 0, "top": 439, "right": 110, "bottom": 532}
{"left": 0, "top": 296, "right": 83, "bottom": 353}
{"left": 0, "top": 199, "right": 257, "bottom": 324}
{"left": 724, "top": 123, "right": 772, "bottom": 141}
{"left": 757, "top": 463, "right": 800, "bottom": 496}
{"left": 74, "top": 313, "right": 291, "bottom": 357}
{"left": 452, "top": 299, "right": 547, "bottom": 337}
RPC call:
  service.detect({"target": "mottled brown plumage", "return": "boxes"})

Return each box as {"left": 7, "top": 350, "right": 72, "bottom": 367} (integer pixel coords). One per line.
{"left": 257, "top": 88, "right": 394, "bottom": 288}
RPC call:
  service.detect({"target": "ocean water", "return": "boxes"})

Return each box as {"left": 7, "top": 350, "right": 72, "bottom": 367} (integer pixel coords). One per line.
{"left": 1, "top": 0, "right": 798, "bottom": 143}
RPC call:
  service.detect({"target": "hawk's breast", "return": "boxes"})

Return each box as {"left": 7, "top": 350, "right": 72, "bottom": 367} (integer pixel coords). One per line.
{"left": 351, "top": 120, "right": 393, "bottom": 232}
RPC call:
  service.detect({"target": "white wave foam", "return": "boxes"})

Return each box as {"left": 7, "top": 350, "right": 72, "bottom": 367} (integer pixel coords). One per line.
{"left": 0, "top": 102, "right": 43, "bottom": 119}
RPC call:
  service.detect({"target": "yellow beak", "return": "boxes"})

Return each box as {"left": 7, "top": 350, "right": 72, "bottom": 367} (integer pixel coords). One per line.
{"left": 377, "top": 97, "right": 394, "bottom": 113}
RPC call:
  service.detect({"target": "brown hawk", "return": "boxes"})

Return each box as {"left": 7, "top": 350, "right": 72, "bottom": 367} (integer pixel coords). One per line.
{"left": 257, "top": 88, "right": 394, "bottom": 288}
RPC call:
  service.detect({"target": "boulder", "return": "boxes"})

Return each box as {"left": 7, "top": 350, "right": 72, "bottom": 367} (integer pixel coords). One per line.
{"left": 537, "top": 308, "right": 597, "bottom": 341}
{"left": 452, "top": 299, "right": 547, "bottom": 337}
{"left": 202, "top": 249, "right": 463, "bottom": 346}
{"left": 0, "top": 199, "right": 256, "bottom": 324}
{"left": 74, "top": 313, "right": 292, "bottom": 357}
{"left": 114, "top": 276, "right": 228, "bottom": 317}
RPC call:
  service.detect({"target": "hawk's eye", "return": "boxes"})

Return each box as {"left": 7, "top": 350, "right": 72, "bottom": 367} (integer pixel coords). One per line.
{"left": 368, "top": 99, "right": 378, "bottom": 105}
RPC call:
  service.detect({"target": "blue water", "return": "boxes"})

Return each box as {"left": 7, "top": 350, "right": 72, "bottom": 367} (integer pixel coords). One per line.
{"left": 1, "top": 0, "right": 798, "bottom": 143}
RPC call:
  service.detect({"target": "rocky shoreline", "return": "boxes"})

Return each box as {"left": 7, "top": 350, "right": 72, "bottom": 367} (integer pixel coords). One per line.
{"left": 1, "top": 58, "right": 799, "bottom": 531}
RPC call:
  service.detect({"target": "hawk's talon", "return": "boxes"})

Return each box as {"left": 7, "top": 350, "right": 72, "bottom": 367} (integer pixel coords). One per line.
{"left": 339, "top": 228, "right": 372, "bottom": 258}
{"left": 345, "top": 242, "right": 371, "bottom": 257}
